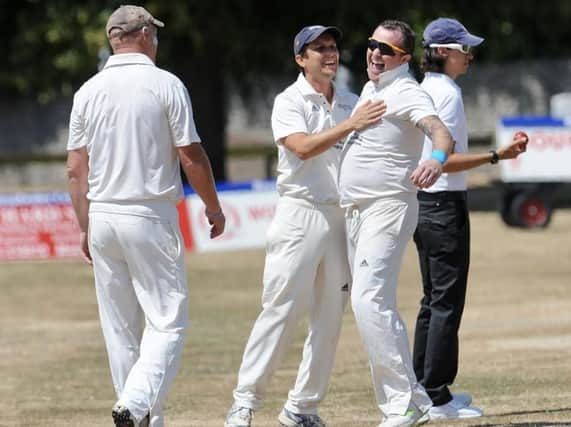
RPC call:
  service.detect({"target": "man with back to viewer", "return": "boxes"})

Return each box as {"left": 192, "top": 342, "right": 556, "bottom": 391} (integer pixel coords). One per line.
{"left": 224, "top": 25, "right": 386, "bottom": 427}
{"left": 66, "top": 5, "right": 225, "bottom": 427}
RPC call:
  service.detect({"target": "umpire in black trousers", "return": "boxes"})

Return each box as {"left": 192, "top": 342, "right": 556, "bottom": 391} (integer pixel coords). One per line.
{"left": 413, "top": 190, "right": 470, "bottom": 405}
{"left": 411, "top": 16, "right": 528, "bottom": 421}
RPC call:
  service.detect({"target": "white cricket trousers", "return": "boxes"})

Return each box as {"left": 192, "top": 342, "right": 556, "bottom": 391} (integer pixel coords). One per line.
{"left": 346, "top": 194, "right": 432, "bottom": 417}
{"left": 233, "top": 197, "right": 350, "bottom": 415}
{"left": 88, "top": 201, "right": 188, "bottom": 427}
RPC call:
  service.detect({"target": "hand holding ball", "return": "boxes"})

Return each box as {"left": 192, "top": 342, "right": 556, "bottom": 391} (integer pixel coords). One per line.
{"left": 515, "top": 131, "right": 529, "bottom": 142}
{"left": 514, "top": 131, "right": 529, "bottom": 152}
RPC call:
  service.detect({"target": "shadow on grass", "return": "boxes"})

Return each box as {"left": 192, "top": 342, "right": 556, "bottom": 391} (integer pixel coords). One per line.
{"left": 471, "top": 406, "right": 571, "bottom": 426}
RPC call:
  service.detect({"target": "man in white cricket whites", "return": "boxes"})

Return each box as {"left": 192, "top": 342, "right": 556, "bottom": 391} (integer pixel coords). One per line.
{"left": 412, "top": 17, "right": 527, "bottom": 421}
{"left": 66, "top": 5, "right": 225, "bottom": 427}
{"left": 338, "top": 20, "right": 456, "bottom": 427}
{"left": 224, "top": 25, "right": 386, "bottom": 427}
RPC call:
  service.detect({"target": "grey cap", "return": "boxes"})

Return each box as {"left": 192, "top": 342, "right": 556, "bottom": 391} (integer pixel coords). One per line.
{"left": 422, "top": 18, "right": 484, "bottom": 47}
{"left": 293, "top": 25, "right": 342, "bottom": 55}
{"left": 106, "top": 5, "right": 165, "bottom": 37}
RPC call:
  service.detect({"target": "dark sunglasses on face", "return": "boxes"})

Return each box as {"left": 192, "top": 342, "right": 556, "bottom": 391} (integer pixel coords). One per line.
{"left": 367, "top": 38, "right": 407, "bottom": 56}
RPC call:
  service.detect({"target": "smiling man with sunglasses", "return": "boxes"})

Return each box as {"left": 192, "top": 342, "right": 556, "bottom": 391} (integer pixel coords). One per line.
{"left": 411, "top": 17, "right": 527, "bottom": 422}
{"left": 338, "top": 19, "right": 456, "bottom": 427}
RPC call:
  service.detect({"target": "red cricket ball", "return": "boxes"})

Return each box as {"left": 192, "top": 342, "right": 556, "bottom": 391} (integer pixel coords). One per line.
{"left": 515, "top": 131, "right": 529, "bottom": 141}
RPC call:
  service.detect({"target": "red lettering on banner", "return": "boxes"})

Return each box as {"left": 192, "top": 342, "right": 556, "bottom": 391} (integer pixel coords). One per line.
{"left": 528, "top": 132, "right": 571, "bottom": 151}
{"left": 0, "top": 203, "right": 81, "bottom": 261}
{"left": 0, "top": 207, "right": 19, "bottom": 224}
{"left": 248, "top": 205, "right": 276, "bottom": 221}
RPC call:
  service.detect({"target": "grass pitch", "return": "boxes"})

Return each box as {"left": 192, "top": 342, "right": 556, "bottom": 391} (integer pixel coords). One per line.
{"left": 1, "top": 211, "right": 570, "bottom": 426}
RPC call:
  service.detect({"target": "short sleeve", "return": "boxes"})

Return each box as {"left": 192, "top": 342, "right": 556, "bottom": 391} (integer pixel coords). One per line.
{"left": 271, "top": 92, "right": 308, "bottom": 143}
{"left": 67, "top": 92, "right": 88, "bottom": 151}
{"left": 166, "top": 80, "right": 201, "bottom": 147}
{"left": 434, "top": 92, "right": 464, "bottom": 142}
{"left": 394, "top": 83, "right": 437, "bottom": 125}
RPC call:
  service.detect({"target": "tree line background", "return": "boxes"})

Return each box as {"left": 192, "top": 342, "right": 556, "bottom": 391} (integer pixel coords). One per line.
{"left": 1, "top": 0, "right": 570, "bottom": 180}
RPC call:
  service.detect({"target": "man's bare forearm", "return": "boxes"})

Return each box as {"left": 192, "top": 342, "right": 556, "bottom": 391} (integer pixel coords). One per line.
{"left": 178, "top": 144, "right": 222, "bottom": 214}
{"left": 282, "top": 121, "right": 355, "bottom": 160}
{"left": 66, "top": 148, "right": 90, "bottom": 232}
{"left": 443, "top": 152, "right": 496, "bottom": 172}
{"left": 283, "top": 100, "right": 386, "bottom": 160}
{"left": 417, "top": 115, "right": 455, "bottom": 154}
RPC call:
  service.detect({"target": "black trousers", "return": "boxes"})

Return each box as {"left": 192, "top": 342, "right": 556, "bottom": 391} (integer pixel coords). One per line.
{"left": 412, "top": 191, "right": 470, "bottom": 406}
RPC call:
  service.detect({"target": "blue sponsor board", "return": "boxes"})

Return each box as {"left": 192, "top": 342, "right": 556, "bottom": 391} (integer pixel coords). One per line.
{"left": 0, "top": 192, "right": 71, "bottom": 207}
{"left": 184, "top": 179, "right": 276, "bottom": 195}
{"left": 500, "top": 116, "right": 565, "bottom": 127}
{"left": 0, "top": 179, "right": 277, "bottom": 206}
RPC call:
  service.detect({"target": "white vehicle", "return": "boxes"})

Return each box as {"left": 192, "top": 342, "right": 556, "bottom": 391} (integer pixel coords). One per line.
{"left": 495, "top": 116, "right": 571, "bottom": 228}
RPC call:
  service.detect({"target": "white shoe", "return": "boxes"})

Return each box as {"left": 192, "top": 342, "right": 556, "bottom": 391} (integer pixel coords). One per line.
{"left": 378, "top": 405, "right": 427, "bottom": 427}
{"left": 428, "top": 399, "right": 483, "bottom": 420}
{"left": 451, "top": 393, "right": 472, "bottom": 406}
{"left": 225, "top": 403, "right": 254, "bottom": 427}
{"left": 278, "top": 408, "right": 327, "bottom": 427}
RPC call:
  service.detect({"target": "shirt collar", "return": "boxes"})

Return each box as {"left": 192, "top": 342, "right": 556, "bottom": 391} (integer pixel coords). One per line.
{"left": 372, "top": 63, "right": 410, "bottom": 89}
{"left": 103, "top": 53, "right": 156, "bottom": 69}
{"left": 295, "top": 73, "right": 337, "bottom": 98}
{"left": 424, "top": 72, "right": 459, "bottom": 89}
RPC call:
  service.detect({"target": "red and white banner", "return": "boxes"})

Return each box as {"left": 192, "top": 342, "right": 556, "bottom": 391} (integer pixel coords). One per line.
{"left": 0, "top": 185, "right": 279, "bottom": 261}
{"left": 186, "top": 190, "right": 278, "bottom": 252}
{"left": 0, "top": 193, "right": 82, "bottom": 261}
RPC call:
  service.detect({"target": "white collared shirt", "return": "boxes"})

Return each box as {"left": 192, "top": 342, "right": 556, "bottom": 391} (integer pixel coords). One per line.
{"left": 67, "top": 53, "right": 201, "bottom": 204}
{"left": 419, "top": 72, "right": 468, "bottom": 192}
{"left": 271, "top": 73, "right": 358, "bottom": 204}
{"left": 339, "top": 64, "right": 437, "bottom": 207}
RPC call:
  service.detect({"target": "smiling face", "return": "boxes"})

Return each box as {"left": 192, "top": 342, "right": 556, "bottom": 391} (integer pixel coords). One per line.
{"left": 366, "top": 26, "right": 410, "bottom": 82}
{"left": 295, "top": 32, "right": 339, "bottom": 81}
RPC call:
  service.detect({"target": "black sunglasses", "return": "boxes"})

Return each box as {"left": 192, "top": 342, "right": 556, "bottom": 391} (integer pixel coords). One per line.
{"left": 367, "top": 38, "right": 407, "bottom": 56}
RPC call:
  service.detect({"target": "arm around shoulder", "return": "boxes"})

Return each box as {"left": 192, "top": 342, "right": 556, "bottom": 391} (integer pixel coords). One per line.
{"left": 280, "top": 99, "right": 387, "bottom": 160}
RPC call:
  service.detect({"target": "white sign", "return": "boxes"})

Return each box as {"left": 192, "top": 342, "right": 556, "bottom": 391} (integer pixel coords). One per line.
{"left": 186, "top": 190, "right": 278, "bottom": 252}
{"left": 496, "top": 125, "right": 571, "bottom": 182}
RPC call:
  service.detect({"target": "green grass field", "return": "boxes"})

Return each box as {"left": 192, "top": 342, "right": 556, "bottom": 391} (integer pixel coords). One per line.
{"left": 1, "top": 211, "right": 570, "bottom": 427}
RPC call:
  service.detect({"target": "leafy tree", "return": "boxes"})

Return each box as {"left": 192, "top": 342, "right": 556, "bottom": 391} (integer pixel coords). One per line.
{"left": 1, "top": 0, "right": 570, "bottom": 180}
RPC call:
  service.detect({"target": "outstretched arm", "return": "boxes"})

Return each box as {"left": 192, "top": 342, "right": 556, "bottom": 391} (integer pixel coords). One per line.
{"left": 443, "top": 132, "right": 528, "bottom": 172}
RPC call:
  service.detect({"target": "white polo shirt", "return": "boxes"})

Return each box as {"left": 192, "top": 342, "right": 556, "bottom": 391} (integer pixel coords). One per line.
{"left": 339, "top": 64, "right": 436, "bottom": 207}
{"left": 67, "top": 53, "right": 201, "bottom": 204}
{"left": 271, "top": 73, "right": 358, "bottom": 204}
{"left": 420, "top": 72, "right": 468, "bottom": 192}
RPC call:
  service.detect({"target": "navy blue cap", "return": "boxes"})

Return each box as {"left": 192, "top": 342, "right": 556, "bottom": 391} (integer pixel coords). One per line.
{"left": 423, "top": 18, "right": 484, "bottom": 47}
{"left": 293, "top": 25, "right": 342, "bottom": 55}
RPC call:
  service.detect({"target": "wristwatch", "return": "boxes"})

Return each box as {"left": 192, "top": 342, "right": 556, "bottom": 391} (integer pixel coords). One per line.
{"left": 489, "top": 150, "right": 499, "bottom": 164}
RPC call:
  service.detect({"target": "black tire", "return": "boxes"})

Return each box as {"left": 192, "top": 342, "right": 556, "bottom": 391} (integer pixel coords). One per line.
{"left": 509, "top": 193, "right": 553, "bottom": 228}
{"left": 499, "top": 192, "right": 518, "bottom": 227}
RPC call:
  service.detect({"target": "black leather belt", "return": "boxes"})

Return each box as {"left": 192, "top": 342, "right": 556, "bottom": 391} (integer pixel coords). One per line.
{"left": 417, "top": 191, "right": 467, "bottom": 202}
